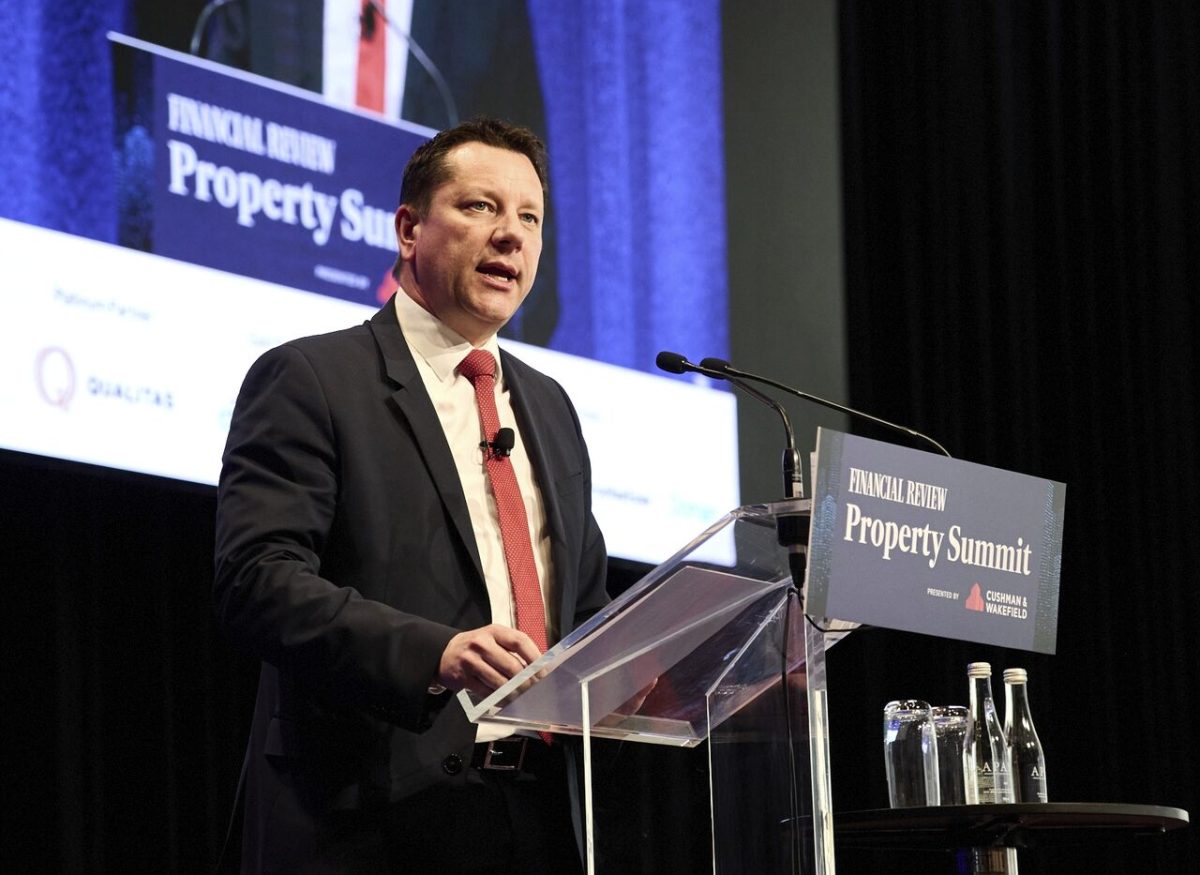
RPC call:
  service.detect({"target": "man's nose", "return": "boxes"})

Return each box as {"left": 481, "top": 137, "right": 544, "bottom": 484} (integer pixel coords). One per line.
{"left": 491, "top": 211, "right": 523, "bottom": 249}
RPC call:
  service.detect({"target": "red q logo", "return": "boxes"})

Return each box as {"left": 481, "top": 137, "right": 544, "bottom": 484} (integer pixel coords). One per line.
{"left": 35, "top": 347, "right": 76, "bottom": 410}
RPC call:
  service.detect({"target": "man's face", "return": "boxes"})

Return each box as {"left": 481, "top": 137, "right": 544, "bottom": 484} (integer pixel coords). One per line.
{"left": 395, "top": 142, "right": 544, "bottom": 344}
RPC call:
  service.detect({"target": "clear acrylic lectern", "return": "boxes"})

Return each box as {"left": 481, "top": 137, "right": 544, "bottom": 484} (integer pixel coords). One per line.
{"left": 459, "top": 501, "right": 855, "bottom": 874}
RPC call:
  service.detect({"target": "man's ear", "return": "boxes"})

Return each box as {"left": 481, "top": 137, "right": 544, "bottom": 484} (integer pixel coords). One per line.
{"left": 395, "top": 205, "right": 420, "bottom": 260}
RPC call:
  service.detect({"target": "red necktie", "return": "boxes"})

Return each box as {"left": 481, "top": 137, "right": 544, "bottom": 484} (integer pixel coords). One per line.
{"left": 457, "top": 350, "right": 550, "bottom": 657}
{"left": 355, "top": 0, "right": 386, "bottom": 113}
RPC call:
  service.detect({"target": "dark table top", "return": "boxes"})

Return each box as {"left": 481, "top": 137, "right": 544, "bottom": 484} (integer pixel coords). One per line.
{"left": 833, "top": 802, "right": 1190, "bottom": 850}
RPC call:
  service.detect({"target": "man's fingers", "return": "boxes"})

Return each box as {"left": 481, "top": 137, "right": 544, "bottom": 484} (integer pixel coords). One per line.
{"left": 486, "top": 624, "right": 543, "bottom": 666}
{"left": 438, "top": 625, "right": 544, "bottom": 693}
{"left": 467, "top": 659, "right": 509, "bottom": 696}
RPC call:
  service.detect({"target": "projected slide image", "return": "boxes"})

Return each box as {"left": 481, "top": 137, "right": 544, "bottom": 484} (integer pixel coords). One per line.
{"left": 1, "top": 29, "right": 738, "bottom": 565}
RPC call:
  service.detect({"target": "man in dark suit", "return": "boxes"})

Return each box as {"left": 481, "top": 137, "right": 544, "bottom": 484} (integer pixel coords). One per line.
{"left": 214, "top": 117, "right": 607, "bottom": 873}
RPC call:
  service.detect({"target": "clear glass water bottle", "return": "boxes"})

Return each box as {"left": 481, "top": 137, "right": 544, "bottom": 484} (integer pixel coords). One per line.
{"left": 967, "top": 662, "right": 1014, "bottom": 803}
{"left": 1004, "top": 667, "right": 1048, "bottom": 803}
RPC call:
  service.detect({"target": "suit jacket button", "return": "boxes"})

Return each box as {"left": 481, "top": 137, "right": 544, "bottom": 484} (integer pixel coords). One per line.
{"left": 442, "top": 754, "right": 463, "bottom": 775}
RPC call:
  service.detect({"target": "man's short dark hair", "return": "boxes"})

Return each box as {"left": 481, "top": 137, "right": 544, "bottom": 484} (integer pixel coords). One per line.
{"left": 399, "top": 117, "right": 549, "bottom": 216}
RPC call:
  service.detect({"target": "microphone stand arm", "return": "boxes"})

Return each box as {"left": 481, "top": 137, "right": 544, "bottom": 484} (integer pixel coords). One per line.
{"left": 701, "top": 359, "right": 952, "bottom": 458}
{"left": 723, "top": 377, "right": 805, "bottom": 501}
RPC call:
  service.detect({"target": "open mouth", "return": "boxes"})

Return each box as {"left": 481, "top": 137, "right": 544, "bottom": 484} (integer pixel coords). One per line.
{"left": 478, "top": 262, "right": 518, "bottom": 283}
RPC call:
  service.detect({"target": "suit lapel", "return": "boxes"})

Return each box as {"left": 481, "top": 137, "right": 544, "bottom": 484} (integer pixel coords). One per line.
{"left": 366, "top": 300, "right": 486, "bottom": 588}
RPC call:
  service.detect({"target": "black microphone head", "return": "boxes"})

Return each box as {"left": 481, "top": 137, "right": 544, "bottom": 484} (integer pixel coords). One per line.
{"left": 493, "top": 427, "right": 516, "bottom": 456}
{"left": 655, "top": 351, "right": 689, "bottom": 374}
{"left": 699, "top": 357, "right": 732, "bottom": 374}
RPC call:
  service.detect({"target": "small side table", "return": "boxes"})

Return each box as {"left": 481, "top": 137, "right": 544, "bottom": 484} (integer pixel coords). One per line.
{"left": 834, "top": 802, "right": 1190, "bottom": 874}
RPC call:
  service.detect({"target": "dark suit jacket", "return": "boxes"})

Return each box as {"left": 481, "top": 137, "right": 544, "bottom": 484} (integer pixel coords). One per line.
{"left": 213, "top": 295, "right": 608, "bottom": 868}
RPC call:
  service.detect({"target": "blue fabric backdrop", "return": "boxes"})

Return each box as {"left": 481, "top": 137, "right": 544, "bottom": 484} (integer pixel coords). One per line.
{"left": 0, "top": 1, "right": 127, "bottom": 240}
{"left": 528, "top": 0, "right": 728, "bottom": 368}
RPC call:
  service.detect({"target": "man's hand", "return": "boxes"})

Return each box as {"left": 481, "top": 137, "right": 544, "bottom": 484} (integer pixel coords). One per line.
{"left": 437, "top": 625, "right": 543, "bottom": 697}
{"left": 597, "top": 677, "right": 659, "bottom": 728}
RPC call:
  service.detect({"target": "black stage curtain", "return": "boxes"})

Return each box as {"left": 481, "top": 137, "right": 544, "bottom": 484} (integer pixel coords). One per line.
{"left": 2, "top": 457, "right": 256, "bottom": 872}
{"left": 1, "top": 451, "right": 708, "bottom": 873}
{"left": 832, "top": 1, "right": 1198, "bottom": 872}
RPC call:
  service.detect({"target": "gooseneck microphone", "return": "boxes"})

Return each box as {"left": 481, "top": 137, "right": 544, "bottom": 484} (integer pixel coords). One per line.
{"left": 363, "top": 0, "right": 460, "bottom": 127}
{"left": 698, "top": 357, "right": 952, "bottom": 458}
{"left": 188, "top": 0, "right": 239, "bottom": 55}
{"left": 656, "top": 351, "right": 803, "bottom": 499}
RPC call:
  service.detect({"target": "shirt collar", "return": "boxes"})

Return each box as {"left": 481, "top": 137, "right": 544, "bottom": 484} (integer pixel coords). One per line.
{"left": 393, "top": 290, "right": 504, "bottom": 386}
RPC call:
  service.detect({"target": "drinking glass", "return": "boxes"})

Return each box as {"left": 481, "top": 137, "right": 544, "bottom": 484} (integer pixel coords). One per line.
{"left": 883, "top": 699, "right": 940, "bottom": 808}
{"left": 932, "top": 705, "right": 972, "bottom": 805}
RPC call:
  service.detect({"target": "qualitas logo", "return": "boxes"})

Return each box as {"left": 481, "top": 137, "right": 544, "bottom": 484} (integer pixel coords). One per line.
{"left": 85, "top": 376, "right": 175, "bottom": 409}
{"left": 34, "top": 347, "right": 176, "bottom": 412}
{"left": 35, "top": 347, "right": 76, "bottom": 410}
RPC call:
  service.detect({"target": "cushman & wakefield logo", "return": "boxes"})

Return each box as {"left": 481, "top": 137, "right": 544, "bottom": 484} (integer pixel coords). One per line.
{"left": 964, "top": 581, "right": 1029, "bottom": 621}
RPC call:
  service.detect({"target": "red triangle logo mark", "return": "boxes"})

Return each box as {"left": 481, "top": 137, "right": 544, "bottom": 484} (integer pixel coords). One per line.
{"left": 965, "top": 583, "right": 985, "bottom": 612}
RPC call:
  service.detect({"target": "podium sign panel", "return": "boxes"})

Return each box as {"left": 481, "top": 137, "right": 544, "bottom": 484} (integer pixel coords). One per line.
{"left": 806, "top": 429, "right": 1065, "bottom": 653}
{"left": 110, "top": 33, "right": 430, "bottom": 307}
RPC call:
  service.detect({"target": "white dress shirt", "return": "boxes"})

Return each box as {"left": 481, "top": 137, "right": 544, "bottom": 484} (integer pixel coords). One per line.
{"left": 394, "top": 291, "right": 557, "bottom": 741}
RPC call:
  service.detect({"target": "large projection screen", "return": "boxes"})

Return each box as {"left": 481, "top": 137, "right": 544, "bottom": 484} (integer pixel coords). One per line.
{"left": 0, "top": 33, "right": 738, "bottom": 566}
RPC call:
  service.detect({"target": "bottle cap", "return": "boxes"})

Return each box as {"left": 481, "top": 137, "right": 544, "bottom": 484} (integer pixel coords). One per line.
{"left": 1003, "top": 668, "right": 1028, "bottom": 684}
{"left": 967, "top": 661, "right": 991, "bottom": 677}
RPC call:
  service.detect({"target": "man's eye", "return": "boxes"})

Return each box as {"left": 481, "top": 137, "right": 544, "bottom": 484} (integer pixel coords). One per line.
{"left": 468, "top": 201, "right": 492, "bottom": 212}
{"left": 521, "top": 213, "right": 540, "bottom": 225}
